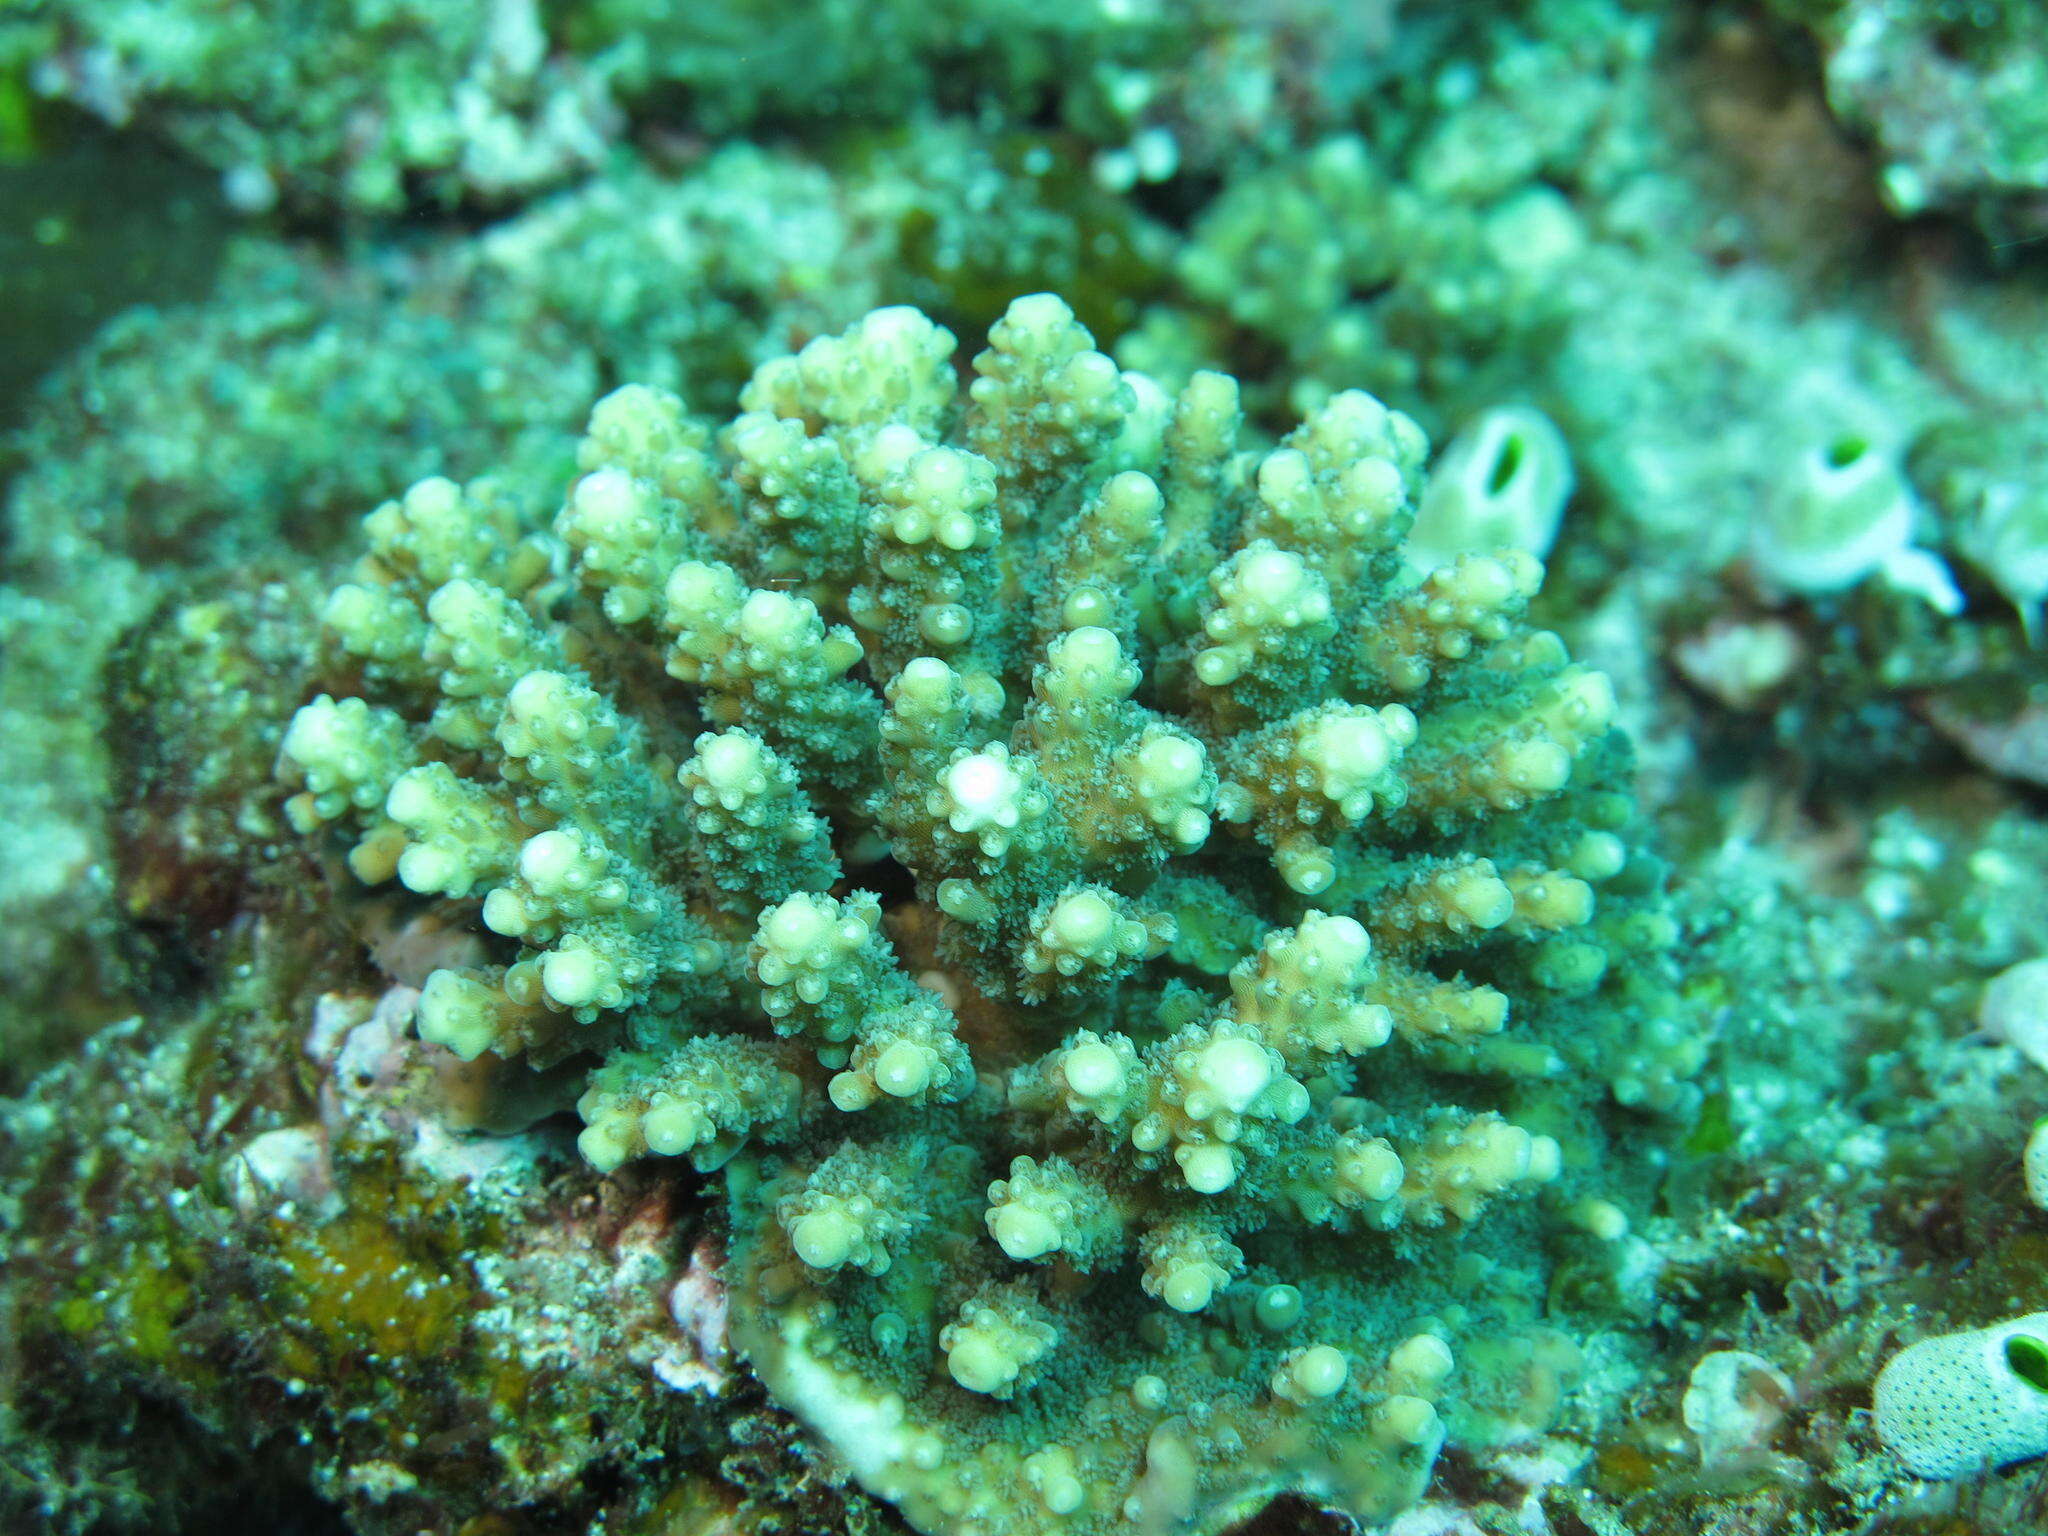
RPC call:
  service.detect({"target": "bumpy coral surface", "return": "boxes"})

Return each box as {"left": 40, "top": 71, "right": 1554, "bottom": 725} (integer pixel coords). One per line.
{"left": 1772, "top": 0, "right": 2048, "bottom": 235}
{"left": 3, "top": 0, "right": 618, "bottom": 213}
{"left": 279, "top": 294, "right": 1681, "bottom": 1533}
{"left": 2, "top": 0, "right": 1377, "bottom": 217}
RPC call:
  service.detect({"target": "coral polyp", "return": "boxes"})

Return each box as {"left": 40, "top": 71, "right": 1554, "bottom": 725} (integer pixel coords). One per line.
{"left": 279, "top": 293, "right": 1680, "bottom": 1534}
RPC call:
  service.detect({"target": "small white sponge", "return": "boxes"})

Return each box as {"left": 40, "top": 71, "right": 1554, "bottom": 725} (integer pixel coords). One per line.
{"left": 1873, "top": 1313, "right": 2048, "bottom": 1478}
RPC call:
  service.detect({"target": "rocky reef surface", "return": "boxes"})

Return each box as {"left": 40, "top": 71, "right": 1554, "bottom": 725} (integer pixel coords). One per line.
{"left": 3, "top": 4, "right": 2048, "bottom": 1534}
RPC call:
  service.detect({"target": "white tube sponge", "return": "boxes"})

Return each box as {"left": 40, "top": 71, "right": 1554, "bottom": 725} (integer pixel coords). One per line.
{"left": 2026, "top": 1120, "right": 2048, "bottom": 1211}
{"left": 1752, "top": 435, "right": 1960, "bottom": 611}
{"left": 1406, "top": 406, "right": 1572, "bottom": 576}
{"left": 1874, "top": 1313, "right": 2048, "bottom": 1478}
{"left": 1978, "top": 958, "right": 2048, "bottom": 1073}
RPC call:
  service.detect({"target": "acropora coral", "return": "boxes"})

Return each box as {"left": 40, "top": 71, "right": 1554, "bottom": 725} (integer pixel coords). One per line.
{"left": 277, "top": 293, "right": 1682, "bottom": 1533}
{"left": 0, "top": 122, "right": 1169, "bottom": 1080}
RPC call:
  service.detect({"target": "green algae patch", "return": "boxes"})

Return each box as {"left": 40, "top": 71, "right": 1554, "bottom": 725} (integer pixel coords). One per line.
{"left": 0, "top": 107, "right": 226, "bottom": 426}
{"left": 1590, "top": 1438, "right": 1685, "bottom": 1499}
{"left": 270, "top": 1208, "right": 473, "bottom": 1365}
{"left": 113, "top": 1261, "right": 196, "bottom": 1367}
{"left": 855, "top": 129, "right": 1174, "bottom": 347}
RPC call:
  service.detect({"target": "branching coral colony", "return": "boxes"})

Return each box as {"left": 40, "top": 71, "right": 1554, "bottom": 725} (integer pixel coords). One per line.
{"left": 278, "top": 295, "right": 1690, "bottom": 1534}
